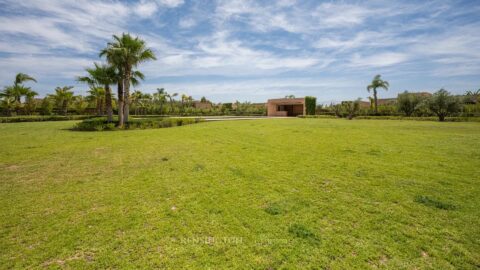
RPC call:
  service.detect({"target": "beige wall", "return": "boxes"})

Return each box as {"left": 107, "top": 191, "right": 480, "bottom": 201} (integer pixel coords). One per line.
{"left": 267, "top": 98, "right": 305, "bottom": 117}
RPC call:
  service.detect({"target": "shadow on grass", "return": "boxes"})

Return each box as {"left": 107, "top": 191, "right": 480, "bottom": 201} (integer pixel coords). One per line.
{"left": 414, "top": 195, "right": 457, "bottom": 210}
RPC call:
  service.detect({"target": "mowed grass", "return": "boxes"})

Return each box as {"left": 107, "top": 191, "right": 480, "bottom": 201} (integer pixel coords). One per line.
{"left": 0, "top": 119, "right": 479, "bottom": 269}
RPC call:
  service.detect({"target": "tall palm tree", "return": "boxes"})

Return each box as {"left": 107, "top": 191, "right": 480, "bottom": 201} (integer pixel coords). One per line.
{"left": 14, "top": 73, "right": 37, "bottom": 87}
{"left": 78, "top": 63, "right": 117, "bottom": 121}
{"left": 153, "top": 88, "right": 167, "bottom": 114}
{"left": 100, "top": 33, "right": 156, "bottom": 125}
{"left": 50, "top": 86, "right": 74, "bottom": 115}
{"left": 166, "top": 92, "right": 178, "bottom": 112}
{"left": 367, "top": 74, "right": 389, "bottom": 114}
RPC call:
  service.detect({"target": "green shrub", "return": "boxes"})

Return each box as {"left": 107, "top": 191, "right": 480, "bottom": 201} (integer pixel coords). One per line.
{"left": 305, "top": 96, "right": 316, "bottom": 115}
{"left": 397, "top": 91, "right": 422, "bottom": 116}
{"left": 426, "top": 89, "right": 462, "bottom": 121}
{"left": 354, "top": 116, "right": 480, "bottom": 122}
{"left": 73, "top": 117, "right": 203, "bottom": 131}
{"left": 0, "top": 115, "right": 95, "bottom": 123}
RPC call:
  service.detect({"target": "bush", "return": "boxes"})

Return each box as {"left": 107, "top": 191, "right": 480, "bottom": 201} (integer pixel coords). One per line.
{"left": 73, "top": 117, "right": 203, "bottom": 131}
{"left": 0, "top": 115, "right": 95, "bottom": 123}
{"left": 342, "top": 99, "right": 360, "bottom": 120}
{"left": 426, "top": 89, "right": 462, "bottom": 121}
{"left": 305, "top": 96, "right": 316, "bottom": 115}
{"left": 397, "top": 91, "right": 422, "bottom": 116}
{"left": 354, "top": 116, "right": 480, "bottom": 122}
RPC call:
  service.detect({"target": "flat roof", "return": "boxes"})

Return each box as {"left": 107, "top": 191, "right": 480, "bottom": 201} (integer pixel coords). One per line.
{"left": 267, "top": 97, "right": 305, "bottom": 105}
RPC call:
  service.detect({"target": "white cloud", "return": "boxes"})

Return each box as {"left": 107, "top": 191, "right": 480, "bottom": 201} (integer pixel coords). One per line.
{"left": 349, "top": 52, "right": 409, "bottom": 68}
{"left": 179, "top": 18, "right": 197, "bottom": 28}
{"left": 156, "top": 0, "right": 184, "bottom": 8}
{"left": 134, "top": 0, "right": 159, "bottom": 17}
{"left": 313, "top": 3, "right": 370, "bottom": 28}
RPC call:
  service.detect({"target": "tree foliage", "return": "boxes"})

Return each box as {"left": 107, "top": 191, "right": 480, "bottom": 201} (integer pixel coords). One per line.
{"left": 367, "top": 74, "right": 389, "bottom": 114}
{"left": 426, "top": 89, "right": 461, "bottom": 121}
{"left": 397, "top": 91, "right": 422, "bottom": 116}
{"left": 305, "top": 96, "right": 316, "bottom": 115}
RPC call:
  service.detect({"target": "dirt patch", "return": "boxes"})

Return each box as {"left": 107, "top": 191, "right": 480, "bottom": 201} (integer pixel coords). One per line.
{"left": 6, "top": 165, "right": 20, "bottom": 171}
{"left": 42, "top": 250, "right": 95, "bottom": 267}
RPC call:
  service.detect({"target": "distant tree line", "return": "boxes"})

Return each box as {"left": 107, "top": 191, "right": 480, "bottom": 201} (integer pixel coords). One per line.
{"left": 318, "top": 75, "right": 479, "bottom": 121}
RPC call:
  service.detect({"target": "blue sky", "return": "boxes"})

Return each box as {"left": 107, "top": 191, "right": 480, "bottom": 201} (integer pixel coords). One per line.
{"left": 0, "top": 0, "right": 479, "bottom": 103}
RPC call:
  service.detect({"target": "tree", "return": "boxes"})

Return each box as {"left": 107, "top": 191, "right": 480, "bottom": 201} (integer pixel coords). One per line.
{"left": 464, "top": 89, "right": 480, "bottom": 103}
{"left": 1, "top": 96, "right": 17, "bottom": 116}
{"left": 14, "top": 73, "right": 36, "bottom": 87}
{"left": 78, "top": 63, "right": 117, "bottom": 121}
{"left": 166, "top": 92, "right": 178, "bottom": 112}
{"left": 367, "top": 74, "right": 389, "bottom": 114}
{"left": 426, "top": 89, "right": 461, "bottom": 121}
{"left": 50, "top": 86, "right": 74, "bottom": 115}
{"left": 86, "top": 87, "right": 105, "bottom": 116}
{"left": 397, "top": 91, "right": 421, "bottom": 116}
{"left": 200, "top": 96, "right": 207, "bottom": 103}
{"left": 23, "top": 89, "right": 38, "bottom": 115}
{"left": 154, "top": 88, "right": 167, "bottom": 114}
{"left": 74, "top": 96, "right": 88, "bottom": 115}
{"left": 131, "top": 90, "right": 148, "bottom": 115}
{"left": 100, "top": 33, "right": 156, "bottom": 124}
{"left": 342, "top": 99, "right": 361, "bottom": 120}
{"left": 40, "top": 97, "right": 53, "bottom": 115}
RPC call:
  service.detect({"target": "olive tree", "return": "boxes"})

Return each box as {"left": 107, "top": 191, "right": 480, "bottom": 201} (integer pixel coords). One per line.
{"left": 342, "top": 99, "right": 361, "bottom": 120}
{"left": 426, "top": 89, "right": 461, "bottom": 121}
{"left": 397, "top": 91, "right": 421, "bottom": 116}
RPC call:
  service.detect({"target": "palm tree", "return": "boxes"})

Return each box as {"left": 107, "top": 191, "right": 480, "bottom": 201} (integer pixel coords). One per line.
{"left": 131, "top": 90, "right": 143, "bottom": 115}
{"left": 367, "top": 75, "right": 389, "bottom": 114}
{"left": 186, "top": 95, "right": 193, "bottom": 108}
{"left": 14, "top": 73, "right": 36, "bottom": 87}
{"left": 74, "top": 95, "right": 89, "bottom": 115}
{"left": 24, "top": 89, "right": 38, "bottom": 115}
{"left": 181, "top": 94, "right": 188, "bottom": 109}
{"left": 78, "top": 63, "right": 117, "bottom": 121}
{"left": 1, "top": 96, "right": 17, "bottom": 116}
{"left": 153, "top": 88, "right": 167, "bottom": 114}
{"left": 465, "top": 89, "right": 480, "bottom": 103}
{"left": 166, "top": 92, "right": 178, "bottom": 112}
{"left": 50, "top": 86, "right": 74, "bottom": 115}
{"left": 87, "top": 87, "right": 106, "bottom": 116}
{"left": 1, "top": 85, "right": 26, "bottom": 103}
{"left": 100, "top": 33, "right": 156, "bottom": 124}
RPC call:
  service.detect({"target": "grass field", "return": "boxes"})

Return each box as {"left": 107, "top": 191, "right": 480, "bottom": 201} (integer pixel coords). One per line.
{"left": 1, "top": 119, "right": 479, "bottom": 269}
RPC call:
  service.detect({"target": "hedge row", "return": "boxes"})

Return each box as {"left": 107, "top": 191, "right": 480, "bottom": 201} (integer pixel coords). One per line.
{"left": 354, "top": 116, "right": 480, "bottom": 122}
{"left": 73, "top": 117, "right": 204, "bottom": 131}
{"left": 298, "top": 115, "right": 480, "bottom": 122}
{"left": 0, "top": 115, "right": 95, "bottom": 123}
{"left": 305, "top": 96, "right": 317, "bottom": 115}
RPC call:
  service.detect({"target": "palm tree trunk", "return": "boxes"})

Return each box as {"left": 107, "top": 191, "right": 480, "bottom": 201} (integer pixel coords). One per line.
{"left": 373, "top": 89, "right": 378, "bottom": 115}
{"left": 117, "top": 81, "right": 124, "bottom": 127}
{"left": 123, "top": 68, "right": 131, "bottom": 123}
{"left": 105, "top": 85, "right": 113, "bottom": 122}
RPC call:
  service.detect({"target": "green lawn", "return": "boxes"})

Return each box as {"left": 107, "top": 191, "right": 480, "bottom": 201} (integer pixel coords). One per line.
{"left": 1, "top": 119, "right": 479, "bottom": 269}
